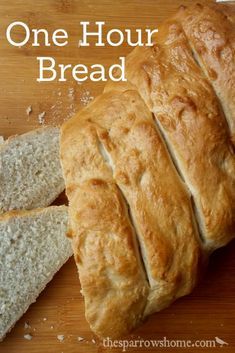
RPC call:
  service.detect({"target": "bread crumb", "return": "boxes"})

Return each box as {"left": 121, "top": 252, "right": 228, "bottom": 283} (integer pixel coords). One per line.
{"left": 92, "top": 339, "right": 96, "bottom": 344}
{"left": 38, "top": 112, "right": 46, "bottom": 125}
{"left": 26, "top": 106, "right": 32, "bottom": 116}
{"left": 50, "top": 325, "right": 54, "bottom": 329}
{"left": 43, "top": 317, "right": 47, "bottom": 321}
{"left": 78, "top": 336, "right": 84, "bottom": 341}
{"left": 80, "top": 90, "right": 94, "bottom": 106}
{"left": 24, "top": 321, "right": 31, "bottom": 329}
{"left": 24, "top": 334, "right": 32, "bottom": 340}
{"left": 68, "top": 87, "right": 75, "bottom": 100}
{"left": 57, "top": 335, "right": 65, "bottom": 342}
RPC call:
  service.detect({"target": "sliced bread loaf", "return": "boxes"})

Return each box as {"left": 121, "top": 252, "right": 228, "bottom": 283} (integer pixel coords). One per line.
{"left": 0, "top": 127, "right": 65, "bottom": 214}
{"left": 0, "top": 205, "right": 72, "bottom": 340}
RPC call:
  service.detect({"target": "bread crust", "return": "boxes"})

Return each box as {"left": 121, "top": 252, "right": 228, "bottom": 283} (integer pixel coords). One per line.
{"left": 176, "top": 3, "right": 235, "bottom": 143}
{"left": 106, "top": 17, "right": 235, "bottom": 251}
{"left": 0, "top": 205, "right": 67, "bottom": 221}
{"left": 61, "top": 114, "right": 149, "bottom": 338}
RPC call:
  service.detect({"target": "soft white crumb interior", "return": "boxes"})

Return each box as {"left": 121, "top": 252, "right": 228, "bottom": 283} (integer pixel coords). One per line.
{"left": 0, "top": 207, "right": 72, "bottom": 339}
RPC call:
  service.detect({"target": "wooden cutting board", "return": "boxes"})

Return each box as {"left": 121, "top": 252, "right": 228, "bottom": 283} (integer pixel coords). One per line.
{"left": 0, "top": 1, "right": 235, "bottom": 352}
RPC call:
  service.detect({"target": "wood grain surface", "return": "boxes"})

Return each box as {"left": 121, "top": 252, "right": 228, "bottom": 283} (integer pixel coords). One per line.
{"left": 0, "top": 1, "right": 235, "bottom": 352}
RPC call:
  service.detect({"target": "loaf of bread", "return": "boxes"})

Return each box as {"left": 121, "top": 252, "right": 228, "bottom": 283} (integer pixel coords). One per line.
{"left": 0, "top": 127, "right": 65, "bottom": 213}
{"left": 60, "top": 3, "right": 235, "bottom": 338}
{"left": 0, "top": 206, "right": 72, "bottom": 341}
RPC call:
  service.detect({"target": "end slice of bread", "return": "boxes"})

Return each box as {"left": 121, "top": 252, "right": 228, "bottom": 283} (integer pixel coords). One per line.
{"left": 0, "top": 127, "right": 65, "bottom": 214}
{"left": 0, "top": 205, "right": 72, "bottom": 341}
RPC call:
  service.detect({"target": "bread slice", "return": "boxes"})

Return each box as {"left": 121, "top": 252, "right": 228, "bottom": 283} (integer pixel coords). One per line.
{"left": 0, "top": 205, "right": 72, "bottom": 341}
{"left": 0, "top": 127, "right": 65, "bottom": 214}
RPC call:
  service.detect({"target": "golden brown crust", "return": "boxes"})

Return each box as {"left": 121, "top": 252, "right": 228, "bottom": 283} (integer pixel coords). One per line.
{"left": 60, "top": 113, "right": 149, "bottom": 338}
{"left": 176, "top": 3, "right": 235, "bottom": 143}
{"left": 60, "top": 89, "right": 201, "bottom": 328}
{"left": 70, "top": 181, "right": 148, "bottom": 338}
{"left": 106, "top": 17, "right": 235, "bottom": 251}
{"left": 0, "top": 205, "right": 67, "bottom": 221}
